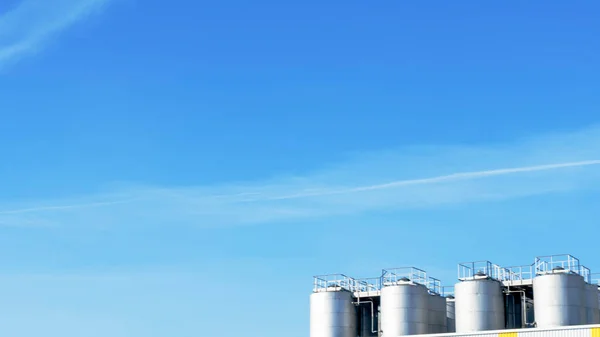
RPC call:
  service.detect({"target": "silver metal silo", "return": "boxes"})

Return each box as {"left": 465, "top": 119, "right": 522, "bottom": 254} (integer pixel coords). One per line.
{"left": 455, "top": 261, "right": 506, "bottom": 333}
{"left": 380, "top": 267, "right": 429, "bottom": 336}
{"left": 597, "top": 286, "right": 600, "bottom": 322}
{"left": 426, "top": 277, "right": 447, "bottom": 334}
{"left": 585, "top": 283, "right": 600, "bottom": 324}
{"left": 533, "top": 255, "right": 586, "bottom": 328}
{"left": 446, "top": 296, "right": 456, "bottom": 333}
{"left": 592, "top": 274, "right": 600, "bottom": 326}
{"left": 311, "top": 275, "right": 358, "bottom": 337}
{"left": 427, "top": 293, "right": 447, "bottom": 333}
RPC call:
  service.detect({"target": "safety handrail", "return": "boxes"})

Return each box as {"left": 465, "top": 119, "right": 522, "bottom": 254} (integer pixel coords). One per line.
{"left": 428, "top": 277, "right": 441, "bottom": 295}
{"left": 313, "top": 274, "right": 357, "bottom": 292}
{"left": 441, "top": 285, "right": 455, "bottom": 297}
{"left": 580, "top": 265, "right": 591, "bottom": 284}
{"left": 382, "top": 267, "right": 428, "bottom": 287}
{"left": 354, "top": 277, "right": 382, "bottom": 293}
{"left": 458, "top": 260, "right": 507, "bottom": 281}
{"left": 534, "top": 254, "right": 582, "bottom": 277}
{"left": 502, "top": 264, "right": 535, "bottom": 282}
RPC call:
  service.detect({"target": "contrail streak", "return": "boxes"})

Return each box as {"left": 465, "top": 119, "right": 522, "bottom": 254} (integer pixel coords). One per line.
{"left": 0, "top": 199, "right": 136, "bottom": 215}
{"left": 1, "top": 160, "right": 599, "bottom": 213}
{"left": 0, "top": 0, "right": 112, "bottom": 68}
{"left": 258, "top": 159, "right": 600, "bottom": 201}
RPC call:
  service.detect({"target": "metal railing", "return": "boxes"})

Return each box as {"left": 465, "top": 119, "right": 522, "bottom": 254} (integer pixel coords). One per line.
{"left": 441, "top": 285, "right": 454, "bottom": 297}
{"left": 458, "top": 260, "right": 508, "bottom": 281}
{"left": 534, "top": 254, "right": 581, "bottom": 276}
{"left": 354, "top": 277, "right": 382, "bottom": 293}
{"left": 502, "top": 264, "right": 535, "bottom": 282}
{"left": 314, "top": 254, "right": 593, "bottom": 294}
{"left": 313, "top": 274, "right": 357, "bottom": 292}
{"left": 428, "top": 277, "right": 441, "bottom": 295}
{"left": 382, "top": 267, "right": 428, "bottom": 286}
{"left": 580, "top": 265, "right": 592, "bottom": 284}
{"left": 315, "top": 269, "right": 447, "bottom": 294}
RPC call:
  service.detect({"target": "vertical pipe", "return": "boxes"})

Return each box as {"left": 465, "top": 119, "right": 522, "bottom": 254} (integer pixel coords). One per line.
{"left": 354, "top": 299, "right": 377, "bottom": 334}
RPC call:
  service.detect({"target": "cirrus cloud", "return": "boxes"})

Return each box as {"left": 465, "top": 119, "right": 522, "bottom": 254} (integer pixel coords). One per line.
{"left": 1, "top": 126, "right": 600, "bottom": 228}
{"left": 0, "top": 0, "right": 113, "bottom": 68}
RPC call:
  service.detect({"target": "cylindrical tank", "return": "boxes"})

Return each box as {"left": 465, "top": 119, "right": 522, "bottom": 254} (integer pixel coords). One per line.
{"left": 428, "top": 294, "right": 447, "bottom": 333}
{"left": 380, "top": 281, "right": 429, "bottom": 336}
{"left": 597, "top": 287, "right": 600, "bottom": 321}
{"left": 446, "top": 296, "right": 456, "bottom": 333}
{"left": 533, "top": 271, "right": 585, "bottom": 328}
{"left": 310, "top": 290, "right": 357, "bottom": 337}
{"left": 455, "top": 278, "right": 505, "bottom": 333}
{"left": 585, "top": 284, "right": 600, "bottom": 324}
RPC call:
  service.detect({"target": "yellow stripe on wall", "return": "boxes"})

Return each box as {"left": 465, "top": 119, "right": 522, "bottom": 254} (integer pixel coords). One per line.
{"left": 499, "top": 333, "right": 518, "bottom": 337}
{"left": 591, "top": 327, "right": 600, "bottom": 337}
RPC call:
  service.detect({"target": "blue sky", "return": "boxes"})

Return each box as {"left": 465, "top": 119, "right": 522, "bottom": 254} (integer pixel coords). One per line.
{"left": 1, "top": 0, "right": 600, "bottom": 336}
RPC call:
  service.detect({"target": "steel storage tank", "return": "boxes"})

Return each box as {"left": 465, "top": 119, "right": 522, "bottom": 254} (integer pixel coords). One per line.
{"left": 380, "top": 279, "right": 429, "bottom": 336}
{"left": 446, "top": 296, "right": 456, "bottom": 333}
{"left": 427, "top": 294, "right": 447, "bottom": 333}
{"left": 533, "top": 269, "right": 586, "bottom": 328}
{"left": 585, "top": 283, "right": 600, "bottom": 324}
{"left": 310, "top": 290, "right": 357, "bottom": 337}
{"left": 455, "top": 276, "right": 505, "bottom": 333}
{"left": 598, "top": 286, "right": 600, "bottom": 321}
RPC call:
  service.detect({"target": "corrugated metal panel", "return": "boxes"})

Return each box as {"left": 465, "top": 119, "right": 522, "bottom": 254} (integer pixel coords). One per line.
{"left": 415, "top": 324, "right": 600, "bottom": 337}
{"left": 519, "top": 326, "right": 589, "bottom": 337}
{"left": 412, "top": 329, "right": 498, "bottom": 337}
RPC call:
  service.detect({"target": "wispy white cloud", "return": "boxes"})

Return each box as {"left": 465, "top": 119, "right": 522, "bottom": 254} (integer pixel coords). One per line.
{"left": 0, "top": 0, "right": 113, "bottom": 67}
{"left": 0, "top": 198, "right": 137, "bottom": 215}
{"left": 1, "top": 126, "right": 600, "bottom": 228}
{"left": 249, "top": 160, "right": 600, "bottom": 201}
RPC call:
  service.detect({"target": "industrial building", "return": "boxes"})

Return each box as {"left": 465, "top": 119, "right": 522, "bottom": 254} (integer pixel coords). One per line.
{"left": 310, "top": 254, "right": 600, "bottom": 337}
